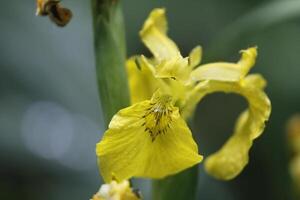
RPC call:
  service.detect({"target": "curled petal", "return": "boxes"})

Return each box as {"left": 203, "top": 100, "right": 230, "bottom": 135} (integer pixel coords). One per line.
{"left": 190, "top": 47, "right": 257, "bottom": 82}
{"left": 140, "top": 8, "right": 182, "bottom": 61}
{"left": 182, "top": 74, "right": 271, "bottom": 180}
{"left": 97, "top": 92, "right": 203, "bottom": 182}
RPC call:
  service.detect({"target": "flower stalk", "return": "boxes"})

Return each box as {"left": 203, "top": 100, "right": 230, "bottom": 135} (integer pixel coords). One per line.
{"left": 91, "top": 0, "right": 129, "bottom": 125}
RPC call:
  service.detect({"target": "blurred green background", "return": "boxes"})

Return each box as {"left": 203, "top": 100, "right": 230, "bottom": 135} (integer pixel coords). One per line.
{"left": 1, "top": 0, "right": 300, "bottom": 199}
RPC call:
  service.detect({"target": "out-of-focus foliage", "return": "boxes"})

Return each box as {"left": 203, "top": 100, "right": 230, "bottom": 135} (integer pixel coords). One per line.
{"left": 286, "top": 115, "right": 300, "bottom": 199}
{"left": 1, "top": 0, "right": 300, "bottom": 199}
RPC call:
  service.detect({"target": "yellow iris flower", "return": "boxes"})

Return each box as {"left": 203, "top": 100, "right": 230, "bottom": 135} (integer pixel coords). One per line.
{"left": 97, "top": 8, "right": 271, "bottom": 182}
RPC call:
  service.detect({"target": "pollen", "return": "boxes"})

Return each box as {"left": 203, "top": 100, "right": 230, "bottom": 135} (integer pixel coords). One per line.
{"left": 143, "top": 95, "right": 173, "bottom": 141}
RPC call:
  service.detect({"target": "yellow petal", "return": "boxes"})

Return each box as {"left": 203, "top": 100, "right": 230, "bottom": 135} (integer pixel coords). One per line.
{"left": 182, "top": 75, "right": 271, "bottom": 180}
{"left": 96, "top": 92, "right": 203, "bottom": 182}
{"left": 155, "top": 57, "right": 190, "bottom": 81}
{"left": 238, "top": 47, "right": 258, "bottom": 77}
{"left": 188, "top": 45, "right": 202, "bottom": 68}
{"left": 243, "top": 73, "right": 266, "bottom": 90}
{"left": 126, "top": 57, "right": 158, "bottom": 104}
{"left": 190, "top": 47, "right": 257, "bottom": 82}
{"left": 139, "top": 8, "right": 199, "bottom": 82}
{"left": 139, "top": 8, "right": 181, "bottom": 61}
{"left": 127, "top": 55, "right": 189, "bottom": 106}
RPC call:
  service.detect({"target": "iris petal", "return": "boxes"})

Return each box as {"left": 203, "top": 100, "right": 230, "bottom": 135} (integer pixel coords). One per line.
{"left": 190, "top": 47, "right": 257, "bottom": 82}
{"left": 188, "top": 46, "right": 202, "bottom": 69}
{"left": 140, "top": 8, "right": 181, "bottom": 61}
{"left": 97, "top": 92, "right": 203, "bottom": 182}
{"left": 126, "top": 57, "right": 158, "bottom": 104}
{"left": 182, "top": 75, "right": 271, "bottom": 180}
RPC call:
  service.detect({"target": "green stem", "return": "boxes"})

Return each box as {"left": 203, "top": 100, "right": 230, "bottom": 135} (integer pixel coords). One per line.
{"left": 91, "top": 0, "right": 129, "bottom": 125}
{"left": 152, "top": 166, "right": 198, "bottom": 200}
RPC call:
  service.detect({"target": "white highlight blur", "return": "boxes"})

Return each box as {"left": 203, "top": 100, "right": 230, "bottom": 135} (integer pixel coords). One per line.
{"left": 21, "top": 101, "right": 101, "bottom": 171}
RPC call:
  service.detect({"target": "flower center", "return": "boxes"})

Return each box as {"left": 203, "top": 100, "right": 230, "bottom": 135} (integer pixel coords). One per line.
{"left": 142, "top": 95, "right": 173, "bottom": 141}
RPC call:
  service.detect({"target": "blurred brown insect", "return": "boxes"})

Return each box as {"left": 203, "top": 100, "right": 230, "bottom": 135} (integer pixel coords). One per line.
{"left": 36, "top": 0, "right": 72, "bottom": 27}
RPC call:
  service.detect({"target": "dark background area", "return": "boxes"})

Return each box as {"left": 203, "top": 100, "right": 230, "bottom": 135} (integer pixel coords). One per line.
{"left": 1, "top": 0, "right": 300, "bottom": 199}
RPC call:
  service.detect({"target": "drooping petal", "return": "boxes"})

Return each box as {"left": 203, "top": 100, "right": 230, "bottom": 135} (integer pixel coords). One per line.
{"left": 96, "top": 92, "right": 203, "bottom": 182}
{"left": 140, "top": 8, "right": 182, "bottom": 61}
{"left": 190, "top": 47, "right": 257, "bottom": 82}
{"left": 181, "top": 74, "right": 271, "bottom": 180}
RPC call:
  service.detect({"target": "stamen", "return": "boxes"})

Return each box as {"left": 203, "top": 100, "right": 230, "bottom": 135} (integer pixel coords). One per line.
{"left": 142, "top": 95, "right": 173, "bottom": 141}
